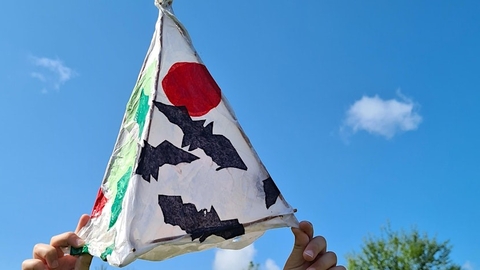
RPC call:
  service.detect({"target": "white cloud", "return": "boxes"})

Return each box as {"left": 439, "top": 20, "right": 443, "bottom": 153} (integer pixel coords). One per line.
{"left": 264, "top": 259, "right": 281, "bottom": 270}
{"left": 463, "top": 261, "right": 475, "bottom": 270}
{"left": 213, "top": 244, "right": 256, "bottom": 270}
{"left": 30, "top": 56, "right": 77, "bottom": 92}
{"left": 342, "top": 90, "right": 422, "bottom": 139}
{"left": 30, "top": 72, "right": 47, "bottom": 82}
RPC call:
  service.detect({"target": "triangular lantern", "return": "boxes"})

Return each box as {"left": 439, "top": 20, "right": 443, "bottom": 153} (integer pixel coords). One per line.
{"left": 77, "top": 0, "right": 298, "bottom": 266}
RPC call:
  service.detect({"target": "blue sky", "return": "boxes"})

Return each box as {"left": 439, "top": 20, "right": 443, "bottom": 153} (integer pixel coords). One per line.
{"left": 2, "top": 1, "right": 479, "bottom": 269}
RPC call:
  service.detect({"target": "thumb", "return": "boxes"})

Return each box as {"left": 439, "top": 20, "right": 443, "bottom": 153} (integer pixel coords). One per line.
{"left": 74, "top": 254, "right": 93, "bottom": 270}
{"left": 284, "top": 227, "right": 310, "bottom": 269}
{"left": 75, "top": 214, "right": 91, "bottom": 234}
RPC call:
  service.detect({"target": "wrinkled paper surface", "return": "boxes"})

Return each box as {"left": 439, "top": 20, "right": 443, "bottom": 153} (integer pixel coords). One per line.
{"left": 77, "top": 1, "right": 298, "bottom": 267}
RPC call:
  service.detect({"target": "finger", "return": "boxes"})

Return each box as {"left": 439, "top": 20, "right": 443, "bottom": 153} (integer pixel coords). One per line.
{"left": 304, "top": 236, "right": 327, "bottom": 261}
{"left": 75, "top": 214, "right": 91, "bottom": 233}
{"left": 57, "top": 255, "right": 77, "bottom": 269}
{"left": 307, "top": 251, "right": 337, "bottom": 270}
{"left": 33, "top": 243, "right": 59, "bottom": 269}
{"left": 298, "top": 220, "right": 314, "bottom": 240}
{"left": 292, "top": 226, "right": 311, "bottom": 254}
{"left": 284, "top": 226, "right": 311, "bottom": 268}
{"left": 329, "top": 266, "right": 347, "bottom": 270}
{"left": 22, "top": 259, "right": 47, "bottom": 270}
{"left": 75, "top": 254, "right": 93, "bottom": 270}
{"left": 50, "top": 232, "right": 85, "bottom": 248}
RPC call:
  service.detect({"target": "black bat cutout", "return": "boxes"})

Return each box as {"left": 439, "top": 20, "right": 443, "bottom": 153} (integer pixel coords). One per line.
{"left": 158, "top": 195, "right": 245, "bottom": 242}
{"left": 263, "top": 177, "right": 281, "bottom": 209}
{"left": 136, "top": 140, "right": 199, "bottom": 182}
{"left": 153, "top": 101, "right": 247, "bottom": 171}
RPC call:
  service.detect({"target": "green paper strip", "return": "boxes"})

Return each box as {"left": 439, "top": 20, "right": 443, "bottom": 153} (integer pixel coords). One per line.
{"left": 109, "top": 166, "right": 133, "bottom": 229}
{"left": 70, "top": 245, "right": 90, "bottom": 256}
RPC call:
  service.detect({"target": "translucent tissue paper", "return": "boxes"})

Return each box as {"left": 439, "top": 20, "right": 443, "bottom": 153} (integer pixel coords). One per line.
{"left": 76, "top": 0, "right": 298, "bottom": 266}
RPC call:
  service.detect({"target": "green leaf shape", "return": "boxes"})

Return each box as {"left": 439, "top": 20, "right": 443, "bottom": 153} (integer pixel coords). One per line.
{"left": 109, "top": 166, "right": 132, "bottom": 229}
{"left": 100, "top": 243, "right": 115, "bottom": 261}
{"left": 136, "top": 89, "right": 150, "bottom": 137}
{"left": 125, "top": 61, "right": 157, "bottom": 137}
{"left": 70, "top": 245, "right": 89, "bottom": 256}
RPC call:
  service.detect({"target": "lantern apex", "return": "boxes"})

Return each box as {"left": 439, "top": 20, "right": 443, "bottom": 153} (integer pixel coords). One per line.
{"left": 155, "top": 0, "right": 173, "bottom": 8}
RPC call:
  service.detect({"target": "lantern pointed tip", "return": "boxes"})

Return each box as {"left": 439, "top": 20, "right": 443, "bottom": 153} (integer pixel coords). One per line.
{"left": 155, "top": 0, "right": 173, "bottom": 7}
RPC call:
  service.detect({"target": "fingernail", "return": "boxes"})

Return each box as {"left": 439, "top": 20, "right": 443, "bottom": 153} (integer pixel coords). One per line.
{"left": 75, "top": 238, "right": 86, "bottom": 246}
{"left": 51, "top": 260, "right": 59, "bottom": 268}
{"left": 304, "top": 250, "right": 314, "bottom": 259}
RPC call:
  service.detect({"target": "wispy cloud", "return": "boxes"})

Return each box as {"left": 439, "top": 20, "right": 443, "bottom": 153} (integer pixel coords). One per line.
{"left": 212, "top": 244, "right": 282, "bottom": 270}
{"left": 30, "top": 55, "right": 77, "bottom": 92}
{"left": 213, "top": 244, "right": 256, "bottom": 270}
{"left": 264, "top": 258, "right": 281, "bottom": 270}
{"left": 341, "top": 90, "right": 422, "bottom": 139}
{"left": 30, "top": 72, "right": 47, "bottom": 82}
{"left": 463, "top": 261, "right": 475, "bottom": 270}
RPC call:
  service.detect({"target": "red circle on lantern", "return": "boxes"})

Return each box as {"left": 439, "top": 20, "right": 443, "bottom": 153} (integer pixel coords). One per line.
{"left": 162, "top": 62, "right": 222, "bottom": 117}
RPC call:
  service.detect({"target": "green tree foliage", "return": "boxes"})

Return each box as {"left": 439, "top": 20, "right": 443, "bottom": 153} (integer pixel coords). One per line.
{"left": 246, "top": 261, "right": 260, "bottom": 270}
{"left": 346, "top": 224, "right": 461, "bottom": 270}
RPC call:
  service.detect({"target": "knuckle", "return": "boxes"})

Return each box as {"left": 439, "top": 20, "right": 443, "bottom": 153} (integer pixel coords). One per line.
{"left": 316, "top": 235, "right": 327, "bottom": 245}
{"left": 22, "top": 259, "right": 42, "bottom": 270}
{"left": 327, "top": 251, "right": 338, "bottom": 262}
{"left": 315, "top": 251, "right": 338, "bottom": 269}
{"left": 32, "top": 243, "right": 52, "bottom": 258}
{"left": 311, "top": 235, "right": 327, "bottom": 250}
{"left": 21, "top": 260, "right": 31, "bottom": 270}
{"left": 33, "top": 243, "right": 43, "bottom": 252}
{"left": 50, "top": 231, "right": 75, "bottom": 246}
